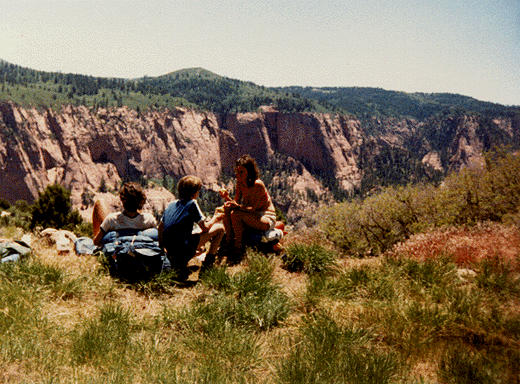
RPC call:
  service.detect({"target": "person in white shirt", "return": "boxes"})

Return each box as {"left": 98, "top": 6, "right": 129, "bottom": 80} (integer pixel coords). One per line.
{"left": 93, "top": 182, "right": 157, "bottom": 246}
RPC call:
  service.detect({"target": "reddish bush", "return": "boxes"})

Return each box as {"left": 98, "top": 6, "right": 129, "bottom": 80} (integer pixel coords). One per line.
{"left": 388, "top": 223, "right": 520, "bottom": 271}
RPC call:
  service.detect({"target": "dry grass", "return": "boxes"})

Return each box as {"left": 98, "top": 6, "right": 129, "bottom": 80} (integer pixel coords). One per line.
{"left": 31, "top": 236, "right": 214, "bottom": 334}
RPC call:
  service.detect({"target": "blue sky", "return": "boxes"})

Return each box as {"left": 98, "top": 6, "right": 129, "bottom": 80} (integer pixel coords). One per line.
{"left": 1, "top": 0, "right": 519, "bottom": 105}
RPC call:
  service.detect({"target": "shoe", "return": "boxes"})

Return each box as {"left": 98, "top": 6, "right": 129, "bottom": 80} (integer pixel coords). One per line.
{"left": 200, "top": 253, "right": 216, "bottom": 273}
{"left": 227, "top": 246, "right": 244, "bottom": 266}
{"left": 173, "top": 267, "right": 189, "bottom": 282}
{"left": 217, "top": 241, "right": 232, "bottom": 257}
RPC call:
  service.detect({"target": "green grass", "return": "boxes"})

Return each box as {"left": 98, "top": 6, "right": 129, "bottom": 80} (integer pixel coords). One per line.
{"left": 71, "top": 303, "right": 133, "bottom": 366}
{"left": 282, "top": 243, "right": 336, "bottom": 274}
{"left": 0, "top": 228, "right": 518, "bottom": 382}
{"left": 195, "top": 251, "right": 291, "bottom": 331}
{"left": 438, "top": 343, "right": 512, "bottom": 384}
{"left": 276, "top": 313, "right": 401, "bottom": 384}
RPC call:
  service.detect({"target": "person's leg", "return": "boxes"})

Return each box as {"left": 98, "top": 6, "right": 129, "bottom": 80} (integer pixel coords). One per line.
{"left": 92, "top": 199, "right": 108, "bottom": 238}
{"left": 170, "top": 251, "right": 190, "bottom": 281}
{"left": 222, "top": 205, "right": 234, "bottom": 244}
{"left": 199, "top": 223, "right": 225, "bottom": 270}
{"left": 230, "top": 210, "right": 270, "bottom": 249}
{"left": 206, "top": 223, "right": 225, "bottom": 255}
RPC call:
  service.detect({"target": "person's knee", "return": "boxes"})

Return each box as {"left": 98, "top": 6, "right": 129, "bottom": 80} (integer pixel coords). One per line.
{"left": 230, "top": 209, "right": 243, "bottom": 222}
{"left": 213, "top": 223, "right": 225, "bottom": 234}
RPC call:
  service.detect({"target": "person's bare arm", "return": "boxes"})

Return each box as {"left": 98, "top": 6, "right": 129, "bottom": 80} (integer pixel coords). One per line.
{"left": 93, "top": 228, "right": 106, "bottom": 246}
{"left": 238, "top": 183, "right": 270, "bottom": 213}
{"left": 219, "top": 189, "right": 232, "bottom": 202}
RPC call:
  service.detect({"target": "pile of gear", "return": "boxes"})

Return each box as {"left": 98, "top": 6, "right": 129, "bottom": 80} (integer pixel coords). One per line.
{"left": 0, "top": 234, "right": 32, "bottom": 263}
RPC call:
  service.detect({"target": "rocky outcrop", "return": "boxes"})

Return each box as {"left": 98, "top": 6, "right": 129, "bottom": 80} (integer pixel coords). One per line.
{"left": 0, "top": 102, "right": 517, "bottom": 223}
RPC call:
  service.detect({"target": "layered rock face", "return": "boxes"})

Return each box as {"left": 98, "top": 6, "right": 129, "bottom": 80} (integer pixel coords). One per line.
{"left": 0, "top": 101, "right": 517, "bottom": 222}
{"left": 0, "top": 103, "right": 363, "bottom": 221}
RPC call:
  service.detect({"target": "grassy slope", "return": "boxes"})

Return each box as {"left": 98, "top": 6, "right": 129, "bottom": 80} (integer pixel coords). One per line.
{"left": 0, "top": 223, "right": 518, "bottom": 383}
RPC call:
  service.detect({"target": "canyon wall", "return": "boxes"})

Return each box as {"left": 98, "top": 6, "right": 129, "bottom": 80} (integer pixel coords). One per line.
{"left": 0, "top": 102, "right": 517, "bottom": 223}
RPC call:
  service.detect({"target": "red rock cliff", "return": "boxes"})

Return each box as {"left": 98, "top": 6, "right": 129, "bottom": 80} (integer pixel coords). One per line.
{"left": 0, "top": 102, "right": 364, "bottom": 221}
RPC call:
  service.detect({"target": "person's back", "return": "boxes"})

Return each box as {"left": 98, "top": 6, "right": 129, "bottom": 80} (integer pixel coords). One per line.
{"left": 93, "top": 182, "right": 156, "bottom": 246}
{"left": 158, "top": 176, "right": 206, "bottom": 280}
{"left": 100, "top": 211, "right": 156, "bottom": 234}
{"left": 91, "top": 182, "right": 163, "bottom": 281}
{"left": 161, "top": 198, "right": 204, "bottom": 254}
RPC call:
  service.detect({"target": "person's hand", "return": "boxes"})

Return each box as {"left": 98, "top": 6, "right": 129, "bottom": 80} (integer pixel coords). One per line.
{"left": 219, "top": 189, "right": 230, "bottom": 200}
{"left": 224, "top": 200, "right": 240, "bottom": 210}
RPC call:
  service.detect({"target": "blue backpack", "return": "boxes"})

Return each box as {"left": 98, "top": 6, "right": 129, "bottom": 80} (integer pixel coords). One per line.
{"left": 101, "top": 228, "right": 170, "bottom": 282}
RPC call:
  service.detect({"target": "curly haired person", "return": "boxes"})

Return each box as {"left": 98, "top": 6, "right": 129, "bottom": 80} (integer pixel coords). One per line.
{"left": 219, "top": 155, "right": 276, "bottom": 262}
{"left": 93, "top": 182, "right": 156, "bottom": 246}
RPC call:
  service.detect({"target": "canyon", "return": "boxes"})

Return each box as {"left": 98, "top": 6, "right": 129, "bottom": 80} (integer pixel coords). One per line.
{"left": 0, "top": 101, "right": 517, "bottom": 223}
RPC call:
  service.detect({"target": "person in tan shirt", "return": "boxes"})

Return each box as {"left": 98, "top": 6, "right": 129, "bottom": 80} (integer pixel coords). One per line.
{"left": 220, "top": 155, "right": 276, "bottom": 261}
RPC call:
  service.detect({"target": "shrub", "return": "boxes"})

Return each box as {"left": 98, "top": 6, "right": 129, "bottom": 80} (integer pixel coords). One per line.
{"left": 389, "top": 223, "right": 520, "bottom": 272}
{"left": 0, "top": 198, "right": 10, "bottom": 210}
{"left": 72, "top": 221, "right": 93, "bottom": 238}
{"left": 30, "top": 183, "right": 82, "bottom": 230}
{"left": 282, "top": 243, "right": 336, "bottom": 274}
{"left": 321, "top": 148, "right": 520, "bottom": 256}
{"left": 320, "top": 184, "right": 438, "bottom": 256}
{"left": 476, "top": 257, "right": 520, "bottom": 296}
{"left": 0, "top": 200, "right": 33, "bottom": 230}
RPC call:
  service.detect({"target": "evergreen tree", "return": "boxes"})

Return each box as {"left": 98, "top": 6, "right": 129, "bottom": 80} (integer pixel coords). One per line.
{"left": 30, "top": 184, "right": 82, "bottom": 229}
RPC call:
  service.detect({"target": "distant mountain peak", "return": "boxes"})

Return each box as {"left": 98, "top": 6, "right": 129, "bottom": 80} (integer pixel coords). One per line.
{"left": 161, "top": 67, "right": 221, "bottom": 79}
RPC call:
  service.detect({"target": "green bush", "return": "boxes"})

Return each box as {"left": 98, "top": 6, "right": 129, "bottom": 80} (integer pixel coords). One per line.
{"left": 321, "top": 149, "right": 520, "bottom": 256}
{"left": 30, "top": 183, "right": 82, "bottom": 230}
{"left": 282, "top": 243, "right": 336, "bottom": 274}
{"left": 0, "top": 200, "right": 33, "bottom": 230}
{"left": 0, "top": 198, "right": 10, "bottom": 210}
{"left": 475, "top": 257, "right": 520, "bottom": 296}
{"left": 72, "top": 221, "right": 93, "bottom": 238}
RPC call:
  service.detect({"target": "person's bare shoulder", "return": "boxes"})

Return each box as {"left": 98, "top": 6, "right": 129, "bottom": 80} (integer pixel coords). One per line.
{"left": 255, "top": 179, "right": 266, "bottom": 188}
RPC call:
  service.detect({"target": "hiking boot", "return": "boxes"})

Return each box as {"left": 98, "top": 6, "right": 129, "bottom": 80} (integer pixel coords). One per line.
{"left": 200, "top": 253, "right": 216, "bottom": 274}
{"left": 227, "top": 246, "right": 244, "bottom": 266}
{"left": 173, "top": 267, "right": 189, "bottom": 282}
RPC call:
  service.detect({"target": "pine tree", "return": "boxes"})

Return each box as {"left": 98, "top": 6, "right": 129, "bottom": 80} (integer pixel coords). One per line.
{"left": 30, "top": 184, "right": 82, "bottom": 229}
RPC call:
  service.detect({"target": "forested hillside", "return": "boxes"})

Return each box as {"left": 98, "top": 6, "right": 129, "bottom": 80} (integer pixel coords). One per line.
{"left": 0, "top": 60, "right": 323, "bottom": 113}
{"left": 276, "top": 86, "right": 519, "bottom": 121}
{"left": 2, "top": 59, "right": 518, "bottom": 118}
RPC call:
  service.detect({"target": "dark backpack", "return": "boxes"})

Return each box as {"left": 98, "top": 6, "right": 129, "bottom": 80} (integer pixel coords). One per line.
{"left": 101, "top": 229, "right": 170, "bottom": 282}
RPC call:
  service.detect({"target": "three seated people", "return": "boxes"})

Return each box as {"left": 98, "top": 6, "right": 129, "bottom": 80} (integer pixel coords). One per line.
{"left": 93, "top": 154, "right": 279, "bottom": 281}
